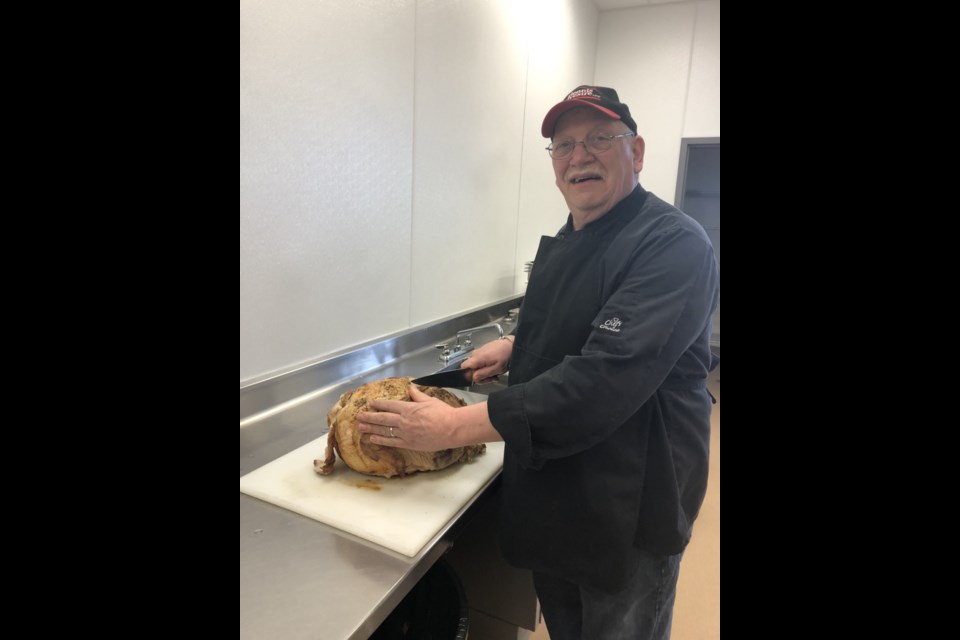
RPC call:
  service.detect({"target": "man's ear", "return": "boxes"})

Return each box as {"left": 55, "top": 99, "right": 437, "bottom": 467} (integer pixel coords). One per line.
{"left": 633, "top": 135, "right": 646, "bottom": 173}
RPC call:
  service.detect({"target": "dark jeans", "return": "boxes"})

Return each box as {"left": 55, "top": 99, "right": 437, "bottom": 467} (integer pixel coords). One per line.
{"left": 533, "top": 549, "right": 682, "bottom": 640}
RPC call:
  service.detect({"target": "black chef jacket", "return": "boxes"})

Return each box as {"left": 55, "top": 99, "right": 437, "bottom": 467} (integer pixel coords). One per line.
{"left": 487, "top": 185, "right": 719, "bottom": 593}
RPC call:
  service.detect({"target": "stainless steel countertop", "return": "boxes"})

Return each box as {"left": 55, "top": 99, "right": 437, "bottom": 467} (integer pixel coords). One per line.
{"left": 240, "top": 307, "right": 517, "bottom": 640}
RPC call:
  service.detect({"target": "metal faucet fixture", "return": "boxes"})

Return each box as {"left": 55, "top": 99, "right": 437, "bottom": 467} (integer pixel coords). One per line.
{"left": 436, "top": 322, "right": 504, "bottom": 363}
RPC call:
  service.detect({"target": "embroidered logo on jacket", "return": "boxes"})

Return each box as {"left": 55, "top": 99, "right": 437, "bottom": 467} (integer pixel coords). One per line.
{"left": 598, "top": 317, "right": 623, "bottom": 333}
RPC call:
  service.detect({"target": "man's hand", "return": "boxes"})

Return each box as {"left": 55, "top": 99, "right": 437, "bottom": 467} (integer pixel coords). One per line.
{"left": 357, "top": 385, "right": 457, "bottom": 451}
{"left": 461, "top": 337, "right": 513, "bottom": 384}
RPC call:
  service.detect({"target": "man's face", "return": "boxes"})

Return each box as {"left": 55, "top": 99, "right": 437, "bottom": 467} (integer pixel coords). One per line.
{"left": 551, "top": 108, "right": 644, "bottom": 227}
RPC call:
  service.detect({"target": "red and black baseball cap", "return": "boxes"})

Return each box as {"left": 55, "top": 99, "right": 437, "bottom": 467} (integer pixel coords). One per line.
{"left": 541, "top": 85, "right": 637, "bottom": 138}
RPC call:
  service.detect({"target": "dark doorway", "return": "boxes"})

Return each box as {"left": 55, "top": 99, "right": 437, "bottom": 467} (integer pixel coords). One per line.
{"left": 675, "top": 138, "right": 720, "bottom": 347}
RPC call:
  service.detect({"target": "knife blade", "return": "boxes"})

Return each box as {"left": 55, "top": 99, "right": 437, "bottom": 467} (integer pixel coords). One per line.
{"left": 412, "top": 367, "right": 476, "bottom": 389}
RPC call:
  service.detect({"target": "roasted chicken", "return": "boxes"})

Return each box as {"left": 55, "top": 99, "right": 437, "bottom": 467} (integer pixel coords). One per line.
{"left": 315, "top": 376, "right": 486, "bottom": 478}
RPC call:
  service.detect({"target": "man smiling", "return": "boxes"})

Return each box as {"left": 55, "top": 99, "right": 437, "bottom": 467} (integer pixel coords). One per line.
{"left": 542, "top": 88, "right": 645, "bottom": 229}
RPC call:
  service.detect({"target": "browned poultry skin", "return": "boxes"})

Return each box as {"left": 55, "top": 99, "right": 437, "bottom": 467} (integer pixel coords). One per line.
{"left": 314, "top": 377, "right": 486, "bottom": 478}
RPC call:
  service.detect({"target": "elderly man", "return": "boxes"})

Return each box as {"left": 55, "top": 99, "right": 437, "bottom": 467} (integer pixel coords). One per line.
{"left": 360, "top": 86, "right": 719, "bottom": 640}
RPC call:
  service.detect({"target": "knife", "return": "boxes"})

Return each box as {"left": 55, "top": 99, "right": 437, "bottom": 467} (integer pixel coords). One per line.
{"left": 412, "top": 367, "right": 476, "bottom": 389}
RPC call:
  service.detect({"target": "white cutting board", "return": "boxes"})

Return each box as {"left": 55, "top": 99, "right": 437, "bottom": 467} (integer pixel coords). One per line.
{"left": 240, "top": 438, "right": 504, "bottom": 557}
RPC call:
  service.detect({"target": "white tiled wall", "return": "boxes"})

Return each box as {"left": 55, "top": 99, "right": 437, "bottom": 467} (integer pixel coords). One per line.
{"left": 240, "top": 0, "right": 720, "bottom": 384}
{"left": 410, "top": 0, "right": 528, "bottom": 325}
{"left": 685, "top": 0, "right": 721, "bottom": 138}
{"left": 514, "top": 0, "right": 600, "bottom": 293}
{"left": 240, "top": 0, "right": 416, "bottom": 382}
{"left": 595, "top": 0, "right": 721, "bottom": 204}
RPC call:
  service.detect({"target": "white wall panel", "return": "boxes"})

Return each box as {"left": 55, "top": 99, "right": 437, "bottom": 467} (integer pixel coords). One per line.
{"left": 595, "top": 1, "right": 697, "bottom": 203}
{"left": 410, "top": 0, "right": 528, "bottom": 324}
{"left": 240, "top": 0, "right": 415, "bottom": 382}
{"left": 514, "top": 0, "right": 600, "bottom": 290}
{"left": 684, "top": 1, "right": 721, "bottom": 137}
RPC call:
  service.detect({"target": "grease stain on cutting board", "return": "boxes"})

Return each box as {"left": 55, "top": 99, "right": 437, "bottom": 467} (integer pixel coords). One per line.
{"left": 342, "top": 478, "right": 382, "bottom": 491}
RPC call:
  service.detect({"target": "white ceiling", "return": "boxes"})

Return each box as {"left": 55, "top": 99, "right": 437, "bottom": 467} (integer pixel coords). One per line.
{"left": 593, "top": 0, "right": 691, "bottom": 11}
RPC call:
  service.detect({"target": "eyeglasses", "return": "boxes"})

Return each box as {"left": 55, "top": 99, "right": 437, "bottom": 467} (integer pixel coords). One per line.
{"left": 545, "top": 132, "right": 636, "bottom": 159}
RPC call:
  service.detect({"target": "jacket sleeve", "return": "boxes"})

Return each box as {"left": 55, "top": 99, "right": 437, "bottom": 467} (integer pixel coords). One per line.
{"left": 488, "top": 223, "right": 719, "bottom": 469}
